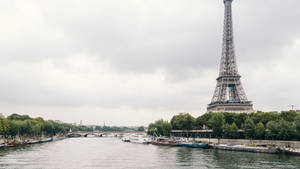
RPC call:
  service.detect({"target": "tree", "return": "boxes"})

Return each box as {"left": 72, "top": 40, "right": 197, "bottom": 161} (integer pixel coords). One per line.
{"left": 208, "top": 113, "right": 225, "bottom": 138}
{"left": 224, "top": 122, "right": 239, "bottom": 139}
{"left": 266, "top": 121, "right": 279, "bottom": 140}
{"left": 230, "top": 123, "right": 239, "bottom": 139}
{"left": 278, "top": 120, "right": 294, "bottom": 140}
{"left": 7, "top": 114, "right": 31, "bottom": 121}
{"left": 31, "top": 123, "right": 42, "bottom": 136}
{"left": 171, "top": 113, "right": 195, "bottom": 130}
{"left": 8, "top": 120, "right": 20, "bottom": 137}
{"left": 234, "top": 113, "right": 248, "bottom": 129}
{"left": 147, "top": 123, "right": 157, "bottom": 136}
{"left": 243, "top": 118, "right": 255, "bottom": 139}
{"left": 254, "top": 122, "right": 265, "bottom": 139}
{"left": 138, "top": 126, "right": 145, "bottom": 132}
{"left": 157, "top": 120, "right": 172, "bottom": 136}
{"left": 147, "top": 119, "right": 172, "bottom": 137}
{"left": 0, "top": 117, "right": 10, "bottom": 137}
{"left": 250, "top": 111, "right": 263, "bottom": 124}
{"left": 261, "top": 112, "right": 279, "bottom": 125}
{"left": 42, "top": 121, "right": 54, "bottom": 136}
{"left": 196, "top": 113, "right": 213, "bottom": 129}
{"left": 223, "top": 112, "right": 236, "bottom": 125}
{"left": 293, "top": 115, "right": 300, "bottom": 140}
{"left": 280, "top": 111, "right": 297, "bottom": 122}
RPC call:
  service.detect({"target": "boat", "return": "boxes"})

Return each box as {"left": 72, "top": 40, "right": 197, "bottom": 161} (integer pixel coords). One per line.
{"left": 282, "top": 148, "right": 300, "bottom": 156}
{"left": 6, "top": 141, "right": 27, "bottom": 147}
{"left": 152, "top": 141, "right": 170, "bottom": 146}
{"left": 141, "top": 137, "right": 152, "bottom": 144}
{"left": 85, "top": 134, "right": 96, "bottom": 138}
{"left": 121, "top": 137, "right": 131, "bottom": 142}
{"left": 168, "top": 141, "right": 180, "bottom": 147}
{"left": 179, "top": 142, "right": 210, "bottom": 149}
{"left": 133, "top": 137, "right": 152, "bottom": 144}
{"left": 0, "top": 143, "right": 6, "bottom": 149}
{"left": 39, "top": 137, "right": 54, "bottom": 143}
{"left": 28, "top": 140, "right": 40, "bottom": 144}
{"left": 151, "top": 138, "right": 171, "bottom": 146}
{"left": 127, "top": 134, "right": 152, "bottom": 144}
{"left": 67, "top": 133, "right": 82, "bottom": 138}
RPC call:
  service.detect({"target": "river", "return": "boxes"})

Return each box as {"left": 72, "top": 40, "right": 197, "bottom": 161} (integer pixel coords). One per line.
{"left": 0, "top": 137, "right": 299, "bottom": 169}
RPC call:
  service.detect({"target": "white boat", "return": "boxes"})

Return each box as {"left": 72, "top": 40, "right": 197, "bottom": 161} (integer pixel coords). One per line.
{"left": 121, "top": 137, "right": 131, "bottom": 142}
{"left": 0, "top": 143, "right": 5, "bottom": 148}
{"left": 86, "top": 134, "right": 96, "bottom": 138}
{"left": 129, "top": 134, "right": 151, "bottom": 144}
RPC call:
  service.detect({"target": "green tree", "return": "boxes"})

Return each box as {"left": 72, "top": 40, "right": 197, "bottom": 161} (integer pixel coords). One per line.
{"left": 223, "top": 112, "right": 236, "bottom": 125}
{"left": 234, "top": 113, "right": 248, "bottom": 129}
{"left": 261, "top": 112, "right": 279, "bottom": 125}
{"left": 147, "top": 123, "right": 157, "bottom": 136}
{"left": 280, "top": 111, "right": 297, "bottom": 122}
{"left": 224, "top": 122, "right": 239, "bottom": 139}
{"left": 196, "top": 113, "right": 213, "bottom": 129}
{"left": 7, "top": 114, "right": 31, "bottom": 121}
{"left": 250, "top": 111, "right": 263, "bottom": 124}
{"left": 243, "top": 118, "right": 255, "bottom": 139}
{"left": 254, "top": 122, "right": 265, "bottom": 139}
{"left": 0, "top": 117, "right": 10, "bottom": 137}
{"left": 278, "top": 120, "right": 294, "bottom": 140}
{"left": 266, "top": 121, "right": 279, "bottom": 140}
{"left": 42, "top": 121, "right": 54, "bottom": 136}
{"left": 294, "top": 115, "right": 300, "bottom": 140}
{"left": 208, "top": 113, "right": 225, "bottom": 138}
{"left": 8, "top": 120, "right": 20, "bottom": 137}
{"left": 31, "top": 123, "right": 42, "bottom": 136}
{"left": 156, "top": 120, "right": 172, "bottom": 136}
{"left": 147, "top": 119, "right": 172, "bottom": 137}
{"left": 171, "top": 113, "right": 195, "bottom": 130}
{"left": 138, "top": 126, "right": 145, "bottom": 132}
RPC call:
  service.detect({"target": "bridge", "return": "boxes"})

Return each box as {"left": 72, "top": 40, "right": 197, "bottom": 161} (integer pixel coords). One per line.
{"left": 67, "top": 131, "right": 144, "bottom": 138}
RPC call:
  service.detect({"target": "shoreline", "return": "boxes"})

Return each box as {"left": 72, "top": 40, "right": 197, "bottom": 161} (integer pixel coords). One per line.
{"left": 210, "top": 144, "right": 280, "bottom": 154}
{"left": 0, "top": 135, "right": 67, "bottom": 149}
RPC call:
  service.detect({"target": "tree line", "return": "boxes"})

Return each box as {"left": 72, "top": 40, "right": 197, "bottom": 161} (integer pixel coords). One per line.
{"left": 0, "top": 114, "right": 94, "bottom": 139}
{"left": 147, "top": 111, "right": 300, "bottom": 141}
{"left": 0, "top": 114, "right": 143, "bottom": 139}
{"left": 0, "top": 114, "right": 70, "bottom": 138}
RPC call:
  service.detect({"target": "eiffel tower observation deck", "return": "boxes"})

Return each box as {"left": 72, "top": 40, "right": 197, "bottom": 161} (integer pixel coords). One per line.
{"left": 207, "top": 0, "right": 254, "bottom": 113}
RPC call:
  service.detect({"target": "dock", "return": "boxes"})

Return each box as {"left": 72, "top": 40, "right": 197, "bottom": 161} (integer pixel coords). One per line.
{"left": 211, "top": 144, "right": 280, "bottom": 154}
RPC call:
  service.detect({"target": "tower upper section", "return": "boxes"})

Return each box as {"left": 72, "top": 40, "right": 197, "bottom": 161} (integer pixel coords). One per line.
{"left": 224, "top": 0, "right": 233, "bottom": 3}
{"left": 219, "top": 0, "right": 239, "bottom": 77}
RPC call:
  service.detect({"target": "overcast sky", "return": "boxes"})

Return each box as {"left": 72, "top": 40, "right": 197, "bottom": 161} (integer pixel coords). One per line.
{"left": 0, "top": 0, "right": 300, "bottom": 126}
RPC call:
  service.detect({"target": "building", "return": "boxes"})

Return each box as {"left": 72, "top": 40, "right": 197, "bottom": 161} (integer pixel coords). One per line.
{"left": 207, "top": 0, "right": 254, "bottom": 113}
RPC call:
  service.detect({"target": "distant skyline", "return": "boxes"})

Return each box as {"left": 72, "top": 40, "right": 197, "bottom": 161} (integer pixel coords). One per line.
{"left": 1, "top": 0, "right": 300, "bottom": 126}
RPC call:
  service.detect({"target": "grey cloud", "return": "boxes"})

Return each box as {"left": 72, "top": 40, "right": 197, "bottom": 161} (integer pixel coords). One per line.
{"left": 0, "top": 0, "right": 300, "bottom": 125}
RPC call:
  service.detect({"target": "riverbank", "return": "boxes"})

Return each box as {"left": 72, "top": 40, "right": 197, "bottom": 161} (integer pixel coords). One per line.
{"left": 168, "top": 137, "right": 300, "bottom": 155}
{"left": 0, "top": 135, "right": 67, "bottom": 149}
{"left": 211, "top": 144, "right": 280, "bottom": 154}
{"left": 121, "top": 134, "right": 299, "bottom": 155}
{"left": 194, "top": 138, "right": 300, "bottom": 149}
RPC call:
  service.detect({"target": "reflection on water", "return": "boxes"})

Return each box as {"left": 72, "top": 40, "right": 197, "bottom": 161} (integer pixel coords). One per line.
{"left": 176, "top": 147, "right": 193, "bottom": 164}
{"left": 0, "top": 138, "right": 299, "bottom": 169}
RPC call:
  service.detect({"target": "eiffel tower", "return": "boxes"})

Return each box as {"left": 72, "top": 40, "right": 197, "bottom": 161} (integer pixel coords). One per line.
{"left": 207, "top": 0, "right": 254, "bottom": 113}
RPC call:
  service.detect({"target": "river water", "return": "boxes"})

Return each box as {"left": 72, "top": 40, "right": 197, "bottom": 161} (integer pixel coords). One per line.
{"left": 0, "top": 137, "right": 299, "bottom": 169}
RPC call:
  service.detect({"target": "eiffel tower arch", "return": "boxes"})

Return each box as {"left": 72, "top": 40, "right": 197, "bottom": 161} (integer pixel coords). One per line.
{"left": 207, "top": 0, "right": 254, "bottom": 113}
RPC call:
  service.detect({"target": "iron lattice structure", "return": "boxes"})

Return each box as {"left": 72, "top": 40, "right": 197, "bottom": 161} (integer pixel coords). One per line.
{"left": 207, "top": 0, "right": 254, "bottom": 113}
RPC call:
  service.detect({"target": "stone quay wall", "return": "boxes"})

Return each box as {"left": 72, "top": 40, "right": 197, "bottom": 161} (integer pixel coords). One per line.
{"left": 195, "top": 138, "right": 300, "bottom": 148}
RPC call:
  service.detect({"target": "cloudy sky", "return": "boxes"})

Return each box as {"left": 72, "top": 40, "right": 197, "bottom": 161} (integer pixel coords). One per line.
{"left": 0, "top": 0, "right": 300, "bottom": 126}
